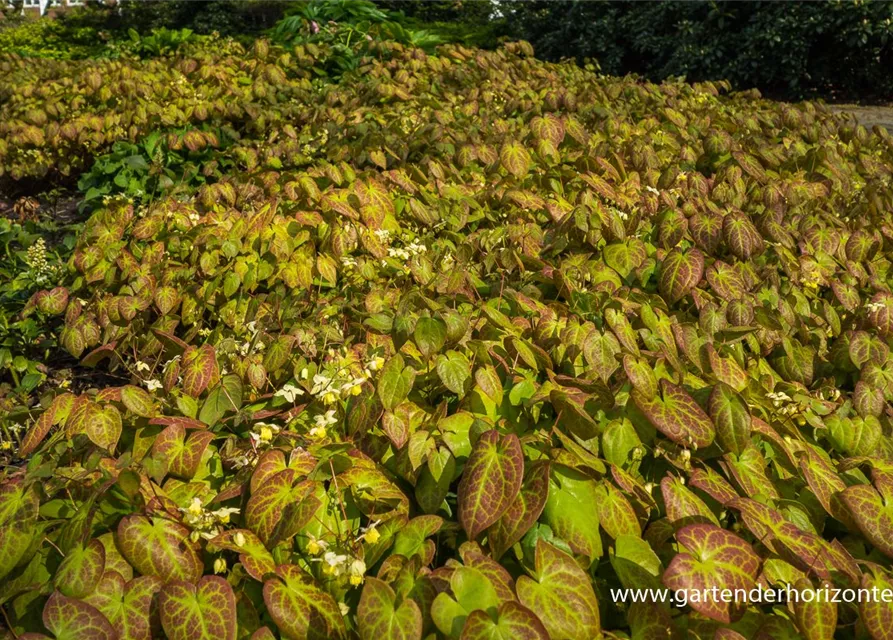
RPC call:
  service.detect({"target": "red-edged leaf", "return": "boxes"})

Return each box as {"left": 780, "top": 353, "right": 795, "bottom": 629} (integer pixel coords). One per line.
{"left": 632, "top": 380, "right": 715, "bottom": 449}
{"left": 117, "top": 515, "right": 202, "bottom": 583}
{"left": 158, "top": 576, "right": 237, "bottom": 640}
{"left": 658, "top": 248, "right": 705, "bottom": 303}
{"left": 488, "top": 461, "right": 549, "bottom": 559}
{"left": 662, "top": 524, "right": 760, "bottom": 623}
{"left": 263, "top": 564, "right": 347, "bottom": 640}
{"left": 357, "top": 577, "right": 423, "bottom": 640}
{"left": 457, "top": 430, "right": 524, "bottom": 540}
{"left": 516, "top": 540, "right": 601, "bottom": 640}
{"left": 42, "top": 591, "right": 116, "bottom": 640}
{"left": 83, "top": 573, "right": 162, "bottom": 640}
{"left": 460, "top": 601, "right": 548, "bottom": 640}
{"left": 211, "top": 529, "right": 276, "bottom": 581}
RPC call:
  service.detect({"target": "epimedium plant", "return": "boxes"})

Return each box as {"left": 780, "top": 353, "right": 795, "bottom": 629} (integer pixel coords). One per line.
{"left": 3, "top": 30, "right": 893, "bottom": 640}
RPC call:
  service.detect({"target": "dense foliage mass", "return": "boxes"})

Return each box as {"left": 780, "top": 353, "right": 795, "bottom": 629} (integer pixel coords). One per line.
{"left": 3, "top": 27, "right": 893, "bottom": 640}
{"left": 502, "top": 0, "right": 893, "bottom": 102}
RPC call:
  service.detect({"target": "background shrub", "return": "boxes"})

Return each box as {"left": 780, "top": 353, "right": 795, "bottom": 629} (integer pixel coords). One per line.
{"left": 501, "top": 0, "right": 893, "bottom": 101}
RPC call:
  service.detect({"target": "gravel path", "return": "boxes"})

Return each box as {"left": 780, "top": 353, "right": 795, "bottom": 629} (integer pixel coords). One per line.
{"left": 830, "top": 104, "right": 893, "bottom": 132}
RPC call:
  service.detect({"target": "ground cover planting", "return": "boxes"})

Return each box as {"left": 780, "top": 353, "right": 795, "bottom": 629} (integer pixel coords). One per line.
{"left": 2, "top": 26, "right": 893, "bottom": 640}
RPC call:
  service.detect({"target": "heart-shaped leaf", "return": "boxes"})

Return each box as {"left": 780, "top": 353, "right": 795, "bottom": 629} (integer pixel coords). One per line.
{"left": 121, "top": 385, "right": 155, "bottom": 418}
{"left": 632, "top": 380, "right": 715, "bottom": 449}
{"left": 516, "top": 540, "right": 600, "bottom": 640}
{"left": 437, "top": 351, "right": 472, "bottom": 397}
{"left": 263, "top": 564, "right": 347, "bottom": 640}
{"left": 211, "top": 529, "right": 276, "bottom": 581}
{"left": 487, "top": 461, "right": 549, "bottom": 559}
{"left": 55, "top": 539, "right": 105, "bottom": 598}
{"left": 378, "top": 355, "right": 416, "bottom": 411}
{"left": 792, "top": 578, "right": 837, "bottom": 640}
{"left": 839, "top": 482, "right": 893, "bottom": 558}
{"left": 245, "top": 470, "right": 318, "bottom": 545}
{"left": 500, "top": 142, "right": 531, "bottom": 178}
{"left": 180, "top": 345, "right": 217, "bottom": 397}
{"left": 83, "top": 573, "right": 162, "bottom": 640}
{"left": 117, "top": 515, "right": 202, "bottom": 583}
{"left": 661, "top": 475, "right": 719, "bottom": 527}
{"left": 460, "top": 601, "right": 548, "bottom": 640}
{"left": 541, "top": 464, "right": 602, "bottom": 560}
{"left": 662, "top": 524, "right": 761, "bottom": 623}
{"left": 0, "top": 479, "right": 38, "bottom": 582}
{"left": 860, "top": 567, "right": 893, "bottom": 640}
{"left": 42, "top": 591, "right": 116, "bottom": 640}
{"left": 431, "top": 566, "right": 500, "bottom": 639}
{"left": 658, "top": 248, "right": 704, "bottom": 303}
{"left": 357, "top": 577, "right": 423, "bottom": 640}
{"left": 159, "top": 576, "right": 237, "bottom": 640}
{"left": 708, "top": 383, "right": 751, "bottom": 455}
{"left": 457, "top": 430, "right": 523, "bottom": 541}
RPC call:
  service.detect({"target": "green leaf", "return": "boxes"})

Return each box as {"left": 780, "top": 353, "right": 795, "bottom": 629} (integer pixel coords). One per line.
{"left": 263, "top": 565, "right": 347, "bottom": 640}
{"left": 84, "top": 403, "right": 123, "bottom": 451}
{"left": 792, "top": 578, "right": 837, "bottom": 640}
{"left": 839, "top": 482, "right": 893, "bottom": 559}
{"left": 357, "top": 577, "right": 423, "bottom": 640}
{"left": 541, "top": 464, "right": 602, "bottom": 561}
{"left": 211, "top": 529, "right": 276, "bottom": 582}
{"left": 457, "top": 430, "right": 524, "bottom": 540}
{"left": 378, "top": 354, "right": 416, "bottom": 411}
{"left": 437, "top": 350, "right": 472, "bottom": 396}
{"left": 181, "top": 345, "right": 217, "bottom": 397}
{"left": 159, "top": 576, "right": 237, "bottom": 640}
{"left": 414, "top": 317, "right": 447, "bottom": 359}
{"left": 432, "top": 566, "right": 500, "bottom": 639}
{"left": 610, "top": 535, "right": 663, "bottom": 591}
{"left": 199, "top": 374, "right": 243, "bottom": 425}
{"left": 516, "top": 540, "right": 601, "bottom": 640}
{"left": 83, "top": 573, "right": 162, "bottom": 640}
{"left": 121, "top": 385, "right": 155, "bottom": 417}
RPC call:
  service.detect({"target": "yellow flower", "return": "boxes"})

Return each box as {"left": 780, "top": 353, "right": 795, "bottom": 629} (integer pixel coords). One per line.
{"left": 259, "top": 425, "right": 273, "bottom": 443}
{"left": 187, "top": 497, "right": 204, "bottom": 517}
{"left": 364, "top": 526, "right": 380, "bottom": 545}
{"left": 323, "top": 392, "right": 337, "bottom": 405}
{"left": 214, "top": 558, "right": 227, "bottom": 574}
{"left": 350, "top": 574, "right": 364, "bottom": 586}
{"left": 308, "top": 539, "right": 322, "bottom": 555}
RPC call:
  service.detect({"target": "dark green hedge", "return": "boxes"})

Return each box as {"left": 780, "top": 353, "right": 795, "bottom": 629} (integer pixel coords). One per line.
{"left": 501, "top": 0, "right": 893, "bottom": 101}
